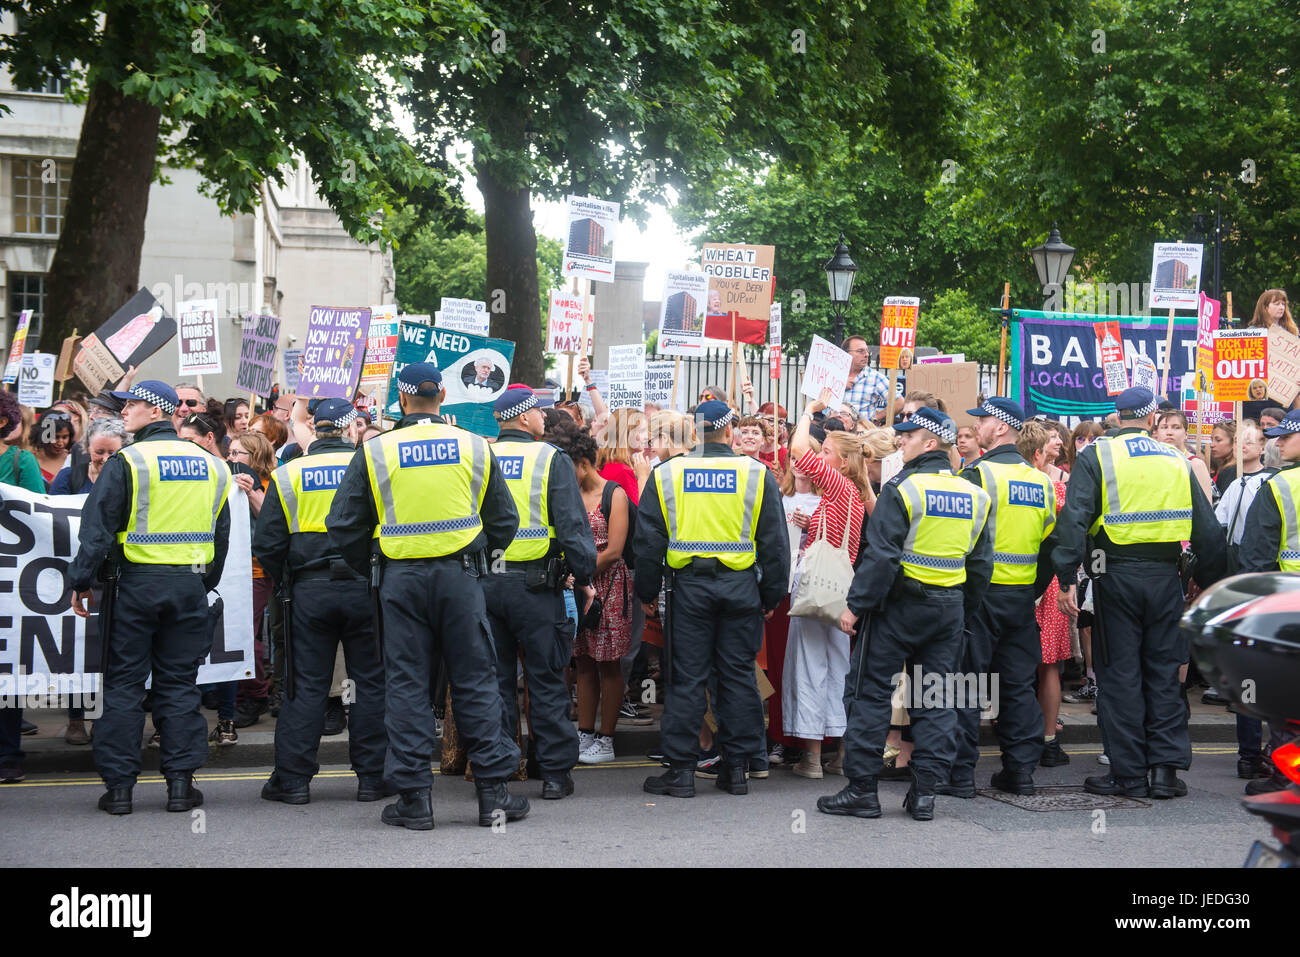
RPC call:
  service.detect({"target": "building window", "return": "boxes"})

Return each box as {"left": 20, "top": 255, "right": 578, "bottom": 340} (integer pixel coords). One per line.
{"left": 8, "top": 273, "right": 48, "bottom": 346}
{"left": 20, "top": 75, "right": 67, "bottom": 96}
{"left": 12, "top": 158, "right": 73, "bottom": 236}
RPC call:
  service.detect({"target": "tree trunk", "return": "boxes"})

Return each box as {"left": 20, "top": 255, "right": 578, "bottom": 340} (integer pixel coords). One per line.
{"left": 42, "top": 77, "right": 161, "bottom": 351}
{"left": 476, "top": 149, "right": 543, "bottom": 386}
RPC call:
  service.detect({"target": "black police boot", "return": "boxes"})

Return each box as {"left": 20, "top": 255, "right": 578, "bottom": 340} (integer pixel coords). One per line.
{"left": 165, "top": 773, "right": 204, "bottom": 812}
{"left": 541, "top": 771, "right": 575, "bottom": 800}
{"left": 1238, "top": 755, "right": 1272, "bottom": 780}
{"left": 1039, "top": 738, "right": 1070, "bottom": 767}
{"left": 1148, "top": 765, "right": 1188, "bottom": 799}
{"left": 321, "top": 697, "right": 347, "bottom": 736}
{"left": 714, "top": 762, "right": 748, "bottom": 795}
{"left": 817, "top": 779, "right": 882, "bottom": 818}
{"left": 936, "top": 772, "right": 976, "bottom": 799}
{"left": 382, "top": 789, "right": 435, "bottom": 830}
{"left": 356, "top": 775, "right": 395, "bottom": 802}
{"left": 643, "top": 767, "right": 695, "bottom": 798}
{"left": 97, "top": 786, "right": 133, "bottom": 815}
{"left": 1084, "top": 773, "right": 1149, "bottom": 797}
{"left": 261, "top": 771, "right": 310, "bottom": 805}
{"left": 903, "top": 769, "right": 937, "bottom": 821}
{"left": 477, "top": 779, "right": 530, "bottom": 826}
{"left": 1244, "top": 770, "right": 1290, "bottom": 796}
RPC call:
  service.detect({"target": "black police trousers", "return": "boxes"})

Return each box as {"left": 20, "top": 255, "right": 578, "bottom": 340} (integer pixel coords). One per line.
{"left": 841, "top": 586, "right": 964, "bottom": 784}
{"left": 660, "top": 568, "right": 765, "bottom": 770}
{"left": 1093, "top": 562, "right": 1190, "bottom": 780}
{"left": 482, "top": 573, "right": 578, "bottom": 775}
{"left": 952, "top": 583, "right": 1043, "bottom": 778}
{"left": 379, "top": 559, "right": 519, "bottom": 791}
{"left": 274, "top": 579, "right": 386, "bottom": 786}
{"left": 93, "top": 567, "right": 212, "bottom": 788}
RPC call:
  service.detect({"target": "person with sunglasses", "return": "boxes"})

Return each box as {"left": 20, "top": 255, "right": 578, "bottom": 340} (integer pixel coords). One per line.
{"left": 171, "top": 383, "right": 207, "bottom": 432}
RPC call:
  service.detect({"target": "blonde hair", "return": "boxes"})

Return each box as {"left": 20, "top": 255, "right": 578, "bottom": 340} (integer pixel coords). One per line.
{"left": 232, "top": 430, "right": 276, "bottom": 481}
{"left": 649, "top": 410, "right": 697, "bottom": 455}
{"left": 1016, "top": 420, "right": 1053, "bottom": 464}
{"left": 861, "top": 427, "right": 897, "bottom": 461}
{"left": 596, "top": 407, "right": 647, "bottom": 470}
{"left": 823, "top": 430, "right": 872, "bottom": 502}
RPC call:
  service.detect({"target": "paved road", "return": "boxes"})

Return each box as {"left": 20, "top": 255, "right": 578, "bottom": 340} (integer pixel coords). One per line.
{"left": 0, "top": 745, "right": 1266, "bottom": 867}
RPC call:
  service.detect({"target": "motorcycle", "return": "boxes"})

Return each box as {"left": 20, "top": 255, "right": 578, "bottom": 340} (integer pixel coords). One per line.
{"left": 1182, "top": 572, "right": 1300, "bottom": 868}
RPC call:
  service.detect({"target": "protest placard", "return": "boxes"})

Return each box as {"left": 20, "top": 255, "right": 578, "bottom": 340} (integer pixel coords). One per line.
{"left": 357, "top": 312, "right": 399, "bottom": 420}
{"left": 436, "top": 298, "right": 490, "bottom": 336}
{"left": 701, "top": 243, "right": 775, "bottom": 341}
{"left": 3, "top": 308, "right": 33, "bottom": 384}
{"left": 769, "top": 303, "right": 782, "bottom": 380}
{"left": 17, "top": 352, "right": 56, "bottom": 408}
{"left": 546, "top": 289, "right": 593, "bottom": 354}
{"left": 55, "top": 333, "right": 80, "bottom": 383}
{"left": 656, "top": 271, "right": 711, "bottom": 356}
{"left": 562, "top": 195, "right": 620, "bottom": 283}
{"left": 386, "top": 322, "right": 515, "bottom": 437}
{"left": 801, "top": 335, "right": 852, "bottom": 405}
{"left": 645, "top": 360, "right": 678, "bottom": 409}
{"left": 1148, "top": 243, "right": 1204, "bottom": 310}
{"left": 175, "top": 299, "right": 222, "bottom": 376}
{"left": 74, "top": 288, "right": 176, "bottom": 392}
{"left": 282, "top": 349, "right": 302, "bottom": 394}
{"left": 606, "top": 344, "right": 646, "bottom": 410}
{"left": 879, "top": 297, "right": 920, "bottom": 369}
{"left": 1266, "top": 325, "right": 1300, "bottom": 408}
{"left": 235, "top": 313, "right": 281, "bottom": 398}
{"left": 907, "top": 361, "right": 981, "bottom": 431}
{"left": 1181, "top": 374, "right": 1234, "bottom": 436}
{"left": 916, "top": 353, "right": 966, "bottom": 364}
{"left": 300, "top": 305, "right": 371, "bottom": 400}
{"left": 1131, "top": 353, "right": 1159, "bottom": 395}
{"left": 1094, "top": 320, "right": 1128, "bottom": 395}
{"left": 1212, "top": 329, "right": 1268, "bottom": 402}
{"left": 0, "top": 484, "right": 254, "bottom": 699}
{"left": 1195, "top": 292, "right": 1219, "bottom": 392}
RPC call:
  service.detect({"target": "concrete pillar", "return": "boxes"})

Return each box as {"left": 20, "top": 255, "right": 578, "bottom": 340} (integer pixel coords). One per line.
{"left": 592, "top": 260, "right": 647, "bottom": 369}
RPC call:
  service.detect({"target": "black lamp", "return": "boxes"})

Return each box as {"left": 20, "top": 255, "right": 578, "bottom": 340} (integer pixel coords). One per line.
{"left": 823, "top": 232, "right": 858, "bottom": 343}
{"left": 1030, "top": 222, "right": 1075, "bottom": 309}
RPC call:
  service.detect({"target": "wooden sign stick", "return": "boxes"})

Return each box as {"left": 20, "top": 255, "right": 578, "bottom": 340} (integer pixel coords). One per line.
{"left": 996, "top": 281, "right": 1010, "bottom": 396}
{"left": 1158, "top": 307, "right": 1176, "bottom": 397}
{"left": 885, "top": 369, "right": 899, "bottom": 426}
{"left": 565, "top": 275, "right": 579, "bottom": 395}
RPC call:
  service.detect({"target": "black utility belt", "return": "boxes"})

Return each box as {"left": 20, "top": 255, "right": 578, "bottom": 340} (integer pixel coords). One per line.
{"left": 295, "top": 563, "right": 365, "bottom": 582}
{"left": 892, "top": 576, "right": 961, "bottom": 600}
{"left": 387, "top": 551, "right": 489, "bottom": 574}
{"left": 674, "top": 558, "right": 754, "bottom": 578}
{"left": 502, "top": 556, "right": 568, "bottom": 593}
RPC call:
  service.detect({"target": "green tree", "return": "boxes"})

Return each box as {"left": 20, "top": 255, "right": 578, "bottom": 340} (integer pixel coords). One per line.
{"left": 918, "top": 290, "right": 1002, "bottom": 364}
{"left": 1, "top": 0, "right": 481, "bottom": 348}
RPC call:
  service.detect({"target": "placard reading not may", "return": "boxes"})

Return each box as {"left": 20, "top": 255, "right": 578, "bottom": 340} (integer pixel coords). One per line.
{"left": 301, "top": 306, "right": 372, "bottom": 399}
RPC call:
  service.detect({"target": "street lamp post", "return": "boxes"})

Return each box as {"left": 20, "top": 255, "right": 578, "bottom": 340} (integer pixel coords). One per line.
{"left": 823, "top": 232, "right": 858, "bottom": 344}
{"left": 1029, "top": 222, "right": 1076, "bottom": 311}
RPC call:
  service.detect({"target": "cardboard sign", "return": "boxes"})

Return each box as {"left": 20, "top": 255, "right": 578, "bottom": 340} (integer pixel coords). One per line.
{"left": 906, "top": 361, "right": 981, "bottom": 431}
{"left": 801, "top": 335, "right": 852, "bottom": 405}
{"left": 3, "top": 308, "right": 33, "bottom": 384}
{"left": 562, "top": 195, "right": 620, "bottom": 283}
{"left": 1148, "top": 242, "right": 1204, "bottom": 310}
{"left": 17, "top": 352, "right": 56, "bottom": 408}
{"left": 436, "top": 298, "right": 490, "bottom": 337}
{"left": 1131, "top": 353, "right": 1159, "bottom": 395}
{"left": 656, "top": 271, "right": 711, "bottom": 357}
{"left": 1094, "top": 320, "right": 1128, "bottom": 395}
{"left": 55, "top": 333, "right": 80, "bottom": 383}
{"left": 301, "top": 305, "right": 371, "bottom": 399}
{"left": 701, "top": 243, "right": 775, "bottom": 341}
{"left": 879, "top": 297, "right": 920, "bottom": 369}
{"left": 1195, "top": 292, "right": 1219, "bottom": 392}
{"left": 645, "top": 360, "right": 677, "bottom": 409}
{"left": 1266, "top": 324, "right": 1300, "bottom": 408}
{"left": 175, "top": 299, "right": 222, "bottom": 375}
{"left": 282, "top": 349, "right": 302, "bottom": 394}
{"left": 1212, "top": 329, "right": 1268, "bottom": 402}
{"left": 917, "top": 353, "right": 965, "bottom": 364}
{"left": 386, "top": 322, "right": 515, "bottom": 437}
{"left": 74, "top": 288, "right": 176, "bottom": 391}
{"left": 606, "top": 344, "right": 646, "bottom": 410}
{"left": 235, "top": 314, "right": 281, "bottom": 398}
{"left": 546, "top": 290, "right": 593, "bottom": 354}
{"left": 1181, "top": 374, "right": 1234, "bottom": 435}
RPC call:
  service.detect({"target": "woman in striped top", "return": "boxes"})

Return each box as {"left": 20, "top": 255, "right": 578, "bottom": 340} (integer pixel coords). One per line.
{"left": 782, "top": 388, "right": 876, "bottom": 778}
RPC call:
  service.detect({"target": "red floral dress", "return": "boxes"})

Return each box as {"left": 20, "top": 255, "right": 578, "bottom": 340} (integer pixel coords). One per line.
{"left": 1036, "top": 480, "right": 1072, "bottom": 663}
{"left": 573, "top": 502, "right": 632, "bottom": 662}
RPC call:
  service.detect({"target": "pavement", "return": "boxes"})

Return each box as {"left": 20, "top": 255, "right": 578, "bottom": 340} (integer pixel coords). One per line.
{"left": 0, "top": 746, "right": 1268, "bottom": 867}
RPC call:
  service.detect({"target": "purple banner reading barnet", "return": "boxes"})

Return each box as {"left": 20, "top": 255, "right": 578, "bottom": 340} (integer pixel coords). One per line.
{"left": 300, "top": 305, "right": 371, "bottom": 400}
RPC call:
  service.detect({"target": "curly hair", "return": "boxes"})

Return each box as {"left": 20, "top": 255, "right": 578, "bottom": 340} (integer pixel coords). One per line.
{"left": 549, "top": 422, "right": 598, "bottom": 468}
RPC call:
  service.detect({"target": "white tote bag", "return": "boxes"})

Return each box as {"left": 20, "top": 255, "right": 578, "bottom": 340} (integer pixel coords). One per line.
{"left": 788, "top": 515, "right": 854, "bottom": 629}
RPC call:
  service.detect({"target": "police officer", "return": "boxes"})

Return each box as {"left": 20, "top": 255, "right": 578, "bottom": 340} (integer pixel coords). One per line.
{"left": 482, "top": 385, "right": 597, "bottom": 800}
{"left": 937, "top": 398, "right": 1057, "bottom": 799}
{"left": 327, "top": 363, "right": 526, "bottom": 830}
{"left": 253, "top": 398, "right": 388, "bottom": 805}
{"left": 1053, "top": 387, "right": 1225, "bottom": 799}
{"left": 819, "top": 407, "right": 992, "bottom": 821}
{"left": 69, "top": 381, "right": 231, "bottom": 815}
{"left": 635, "top": 400, "right": 789, "bottom": 798}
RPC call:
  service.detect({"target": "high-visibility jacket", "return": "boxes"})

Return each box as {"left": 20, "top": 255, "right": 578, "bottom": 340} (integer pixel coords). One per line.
{"left": 362, "top": 423, "right": 489, "bottom": 559}
{"left": 1265, "top": 466, "right": 1300, "bottom": 572}
{"left": 974, "top": 460, "right": 1056, "bottom": 585}
{"left": 116, "top": 440, "right": 230, "bottom": 565}
{"left": 656, "top": 455, "right": 767, "bottom": 570}
{"left": 273, "top": 451, "right": 354, "bottom": 535}
{"left": 492, "top": 440, "right": 558, "bottom": 561}
{"left": 1089, "top": 434, "right": 1193, "bottom": 544}
{"left": 896, "top": 471, "right": 991, "bottom": 586}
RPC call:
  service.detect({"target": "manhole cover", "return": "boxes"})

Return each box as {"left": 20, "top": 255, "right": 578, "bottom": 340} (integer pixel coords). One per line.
{"left": 974, "top": 785, "right": 1151, "bottom": 812}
